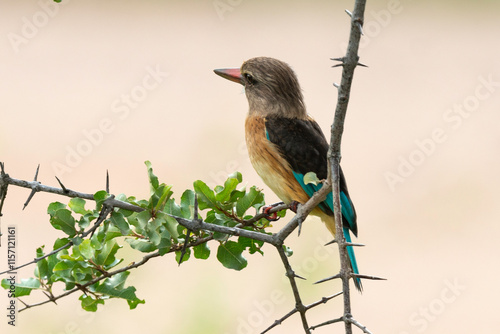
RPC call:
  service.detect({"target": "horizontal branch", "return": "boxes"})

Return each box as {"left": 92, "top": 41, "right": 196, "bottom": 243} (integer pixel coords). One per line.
{"left": 0, "top": 172, "right": 143, "bottom": 213}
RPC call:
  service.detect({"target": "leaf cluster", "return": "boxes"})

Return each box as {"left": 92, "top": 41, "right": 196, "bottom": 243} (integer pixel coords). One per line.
{"left": 1, "top": 162, "right": 283, "bottom": 311}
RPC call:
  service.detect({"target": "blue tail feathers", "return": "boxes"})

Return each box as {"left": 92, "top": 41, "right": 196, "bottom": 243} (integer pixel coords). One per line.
{"left": 343, "top": 227, "right": 362, "bottom": 291}
{"left": 292, "top": 171, "right": 362, "bottom": 292}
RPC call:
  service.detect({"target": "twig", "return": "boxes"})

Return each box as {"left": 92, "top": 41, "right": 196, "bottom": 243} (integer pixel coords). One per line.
{"left": 348, "top": 317, "right": 373, "bottom": 334}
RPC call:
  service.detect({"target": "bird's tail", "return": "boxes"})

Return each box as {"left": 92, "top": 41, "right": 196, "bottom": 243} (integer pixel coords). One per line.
{"left": 343, "top": 227, "right": 362, "bottom": 292}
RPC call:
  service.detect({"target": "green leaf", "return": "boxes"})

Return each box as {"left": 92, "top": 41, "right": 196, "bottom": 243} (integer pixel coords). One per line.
{"left": 154, "top": 185, "right": 173, "bottom": 211}
{"left": 77, "top": 214, "right": 92, "bottom": 230}
{"left": 47, "top": 201, "right": 66, "bottom": 216}
{"left": 205, "top": 211, "right": 230, "bottom": 241}
{"left": 50, "top": 209, "right": 77, "bottom": 237}
{"left": 215, "top": 172, "right": 241, "bottom": 202}
{"left": 193, "top": 180, "right": 217, "bottom": 210}
{"left": 53, "top": 237, "right": 71, "bottom": 250}
{"left": 94, "top": 240, "right": 121, "bottom": 267}
{"left": 35, "top": 247, "right": 49, "bottom": 280}
{"left": 103, "top": 225, "right": 123, "bottom": 242}
{"left": 126, "top": 239, "right": 157, "bottom": 253}
{"left": 165, "top": 197, "right": 181, "bottom": 216}
{"left": 79, "top": 295, "right": 104, "bottom": 312}
{"left": 110, "top": 211, "right": 130, "bottom": 235}
{"left": 238, "top": 235, "right": 264, "bottom": 255}
{"left": 68, "top": 198, "right": 89, "bottom": 215}
{"left": 236, "top": 186, "right": 265, "bottom": 217}
{"left": 78, "top": 239, "right": 94, "bottom": 260}
{"left": 303, "top": 171, "right": 321, "bottom": 186}
{"left": 217, "top": 241, "right": 247, "bottom": 270}
{"left": 145, "top": 160, "right": 159, "bottom": 191}
{"left": 193, "top": 242, "right": 210, "bottom": 260}
{"left": 53, "top": 260, "right": 74, "bottom": 281}
{"left": 175, "top": 248, "right": 190, "bottom": 263}
{"left": 164, "top": 215, "right": 180, "bottom": 241}
{"left": 71, "top": 236, "right": 83, "bottom": 246}
{"left": 94, "top": 190, "right": 108, "bottom": 210}
{"left": 157, "top": 235, "right": 172, "bottom": 255}
{"left": 180, "top": 190, "right": 195, "bottom": 218}
{"left": 93, "top": 272, "right": 145, "bottom": 309}
{"left": 136, "top": 210, "right": 152, "bottom": 230}
{"left": 283, "top": 244, "right": 293, "bottom": 257}
{"left": 145, "top": 216, "right": 162, "bottom": 246}
{"left": 1, "top": 277, "right": 40, "bottom": 297}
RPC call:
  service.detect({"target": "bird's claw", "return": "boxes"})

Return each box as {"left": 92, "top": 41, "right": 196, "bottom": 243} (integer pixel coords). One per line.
{"left": 262, "top": 204, "right": 280, "bottom": 221}
{"left": 289, "top": 200, "right": 300, "bottom": 213}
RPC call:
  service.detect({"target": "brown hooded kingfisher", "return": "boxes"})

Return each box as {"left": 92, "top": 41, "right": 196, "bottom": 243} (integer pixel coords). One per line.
{"left": 214, "top": 57, "right": 362, "bottom": 291}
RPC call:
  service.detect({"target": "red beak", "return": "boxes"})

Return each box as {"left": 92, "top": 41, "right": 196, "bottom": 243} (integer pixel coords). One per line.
{"left": 214, "top": 68, "right": 243, "bottom": 85}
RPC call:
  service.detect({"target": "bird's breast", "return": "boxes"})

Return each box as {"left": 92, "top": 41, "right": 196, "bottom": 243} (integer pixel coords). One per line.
{"left": 244, "top": 115, "right": 310, "bottom": 205}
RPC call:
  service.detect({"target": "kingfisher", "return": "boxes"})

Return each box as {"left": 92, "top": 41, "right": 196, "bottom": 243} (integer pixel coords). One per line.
{"left": 214, "top": 57, "right": 361, "bottom": 291}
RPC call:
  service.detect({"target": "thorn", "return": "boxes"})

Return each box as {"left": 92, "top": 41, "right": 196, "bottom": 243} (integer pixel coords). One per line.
{"left": 0, "top": 162, "right": 5, "bottom": 175}
{"left": 358, "top": 62, "right": 368, "bottom": 68}
{"left": 314, "top": 274, "right": 340, "bottom": 284}
{"left": 330, "top": 57, "right": 345, "bottom": 68}
{"left": 352, "top": 274, "right": 387, "bottom": 281}
{"left": 324, "top": 239, "right": 337, "bottom": 246}
{"left": 178, "top": 230, "right": 191, "bottom": 265}
{"left": 358, "top": 23, "right": 364, "bottom": 35}
{"left": 106, "top": 170, "right": 110, "bottom": 193}
{"left": 23, "top": 188, "right": 38, "bottom": 210}
{"left": 194, "top": 195, "right": 199, "bottom": 221}
{"left": 293, "top": 273, "right": 307, "bottom": 280}
{"left": 321, "top": 291, "right": 343, "bottom": 303}
{"left": 345, "top": 242, "right": 365, "bottom": 247}
{"left": 55, "top": 176, "right": 68, "bottom": 193}
{"left": 23, "top": 164, "right": 42, "bottom": 210}
{"left": 297, "top": 219, "right": 302, "bottom": 236}
{"left": 33, "top": 164, "right": 40, "bottom": 181}
{"left": 333, "top": 82, "right": 340, "bottom": 88}
{"left": 345, "top": 9, "right": 353, "bottom": 17}
{"left": 18, "top": 298, "right": 28, "bottom": 308}
{"left": 330, "top": 57, "right": 345, "bottom": 62}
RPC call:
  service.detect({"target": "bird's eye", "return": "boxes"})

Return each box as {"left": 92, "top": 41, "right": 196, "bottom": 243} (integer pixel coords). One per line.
{"left": 244, "top": 73, "right": 256, "bottom": 85}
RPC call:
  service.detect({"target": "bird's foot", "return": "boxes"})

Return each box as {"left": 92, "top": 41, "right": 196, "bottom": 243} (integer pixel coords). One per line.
{"left": 289, "top": 200, "right": 300, "bottom": 213}
{"left": 261, "top": 202, "right": 284, "bottom": 221}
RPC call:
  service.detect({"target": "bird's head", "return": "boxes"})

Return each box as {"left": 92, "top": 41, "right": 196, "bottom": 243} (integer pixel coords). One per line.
{"left": 214, "top": 57, "right": 306, "bottom": 119}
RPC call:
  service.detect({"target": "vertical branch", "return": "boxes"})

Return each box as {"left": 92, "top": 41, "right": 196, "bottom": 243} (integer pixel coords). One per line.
{"left": 328, "top": 0, "right": 367, "bottom": 333}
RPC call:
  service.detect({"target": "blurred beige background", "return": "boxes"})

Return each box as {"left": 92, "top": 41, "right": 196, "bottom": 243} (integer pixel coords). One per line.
{"left": 1, "top": 0, "right": 499, "bottom": 333}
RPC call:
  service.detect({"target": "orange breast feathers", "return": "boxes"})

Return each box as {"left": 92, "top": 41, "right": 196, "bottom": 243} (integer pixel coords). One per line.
{"left": 244, "top": 115, "right": 310, "bottom": 205}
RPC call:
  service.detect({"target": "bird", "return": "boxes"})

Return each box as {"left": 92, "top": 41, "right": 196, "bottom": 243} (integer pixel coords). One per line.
{"left": 214, "top": 57, "right": 361, "bottom": 291}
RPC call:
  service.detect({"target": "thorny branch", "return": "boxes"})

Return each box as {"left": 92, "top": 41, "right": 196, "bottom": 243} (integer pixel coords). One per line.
{"left": 0, "top": 1, "right": 379, "bottom": 332}
{"left": 327, "top": 0, "right": 371, "bottom": 333}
